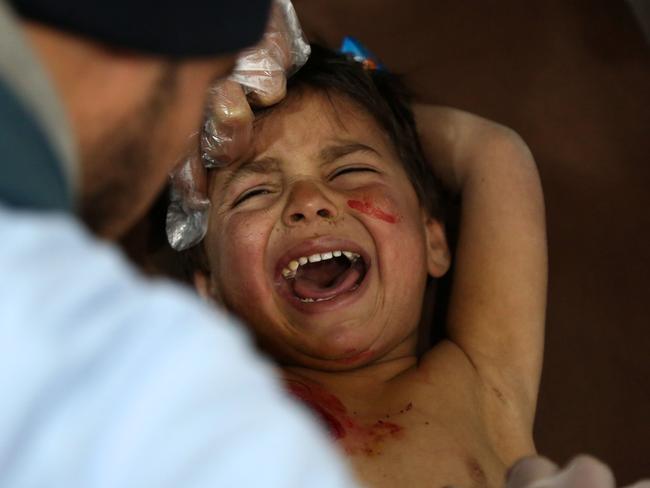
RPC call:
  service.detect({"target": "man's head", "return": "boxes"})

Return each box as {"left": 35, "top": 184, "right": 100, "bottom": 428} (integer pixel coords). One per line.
{"left": 15, "top": 0, "right": 271, "bottom": 238}
{"left": 194, "top": 46, "right": 450, "bottom": 371}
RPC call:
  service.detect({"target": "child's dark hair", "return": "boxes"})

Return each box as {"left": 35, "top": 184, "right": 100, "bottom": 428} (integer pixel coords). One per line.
{"left": 278, "top": 44, "right": 443, "bottom": 218}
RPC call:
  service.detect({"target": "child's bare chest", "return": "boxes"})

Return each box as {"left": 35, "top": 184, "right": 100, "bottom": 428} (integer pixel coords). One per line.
{"left": 283, "top": 372, "right": 507, "bottom": 488}
{"left": 344, "top": 409, "right": 506, "bottom": 488}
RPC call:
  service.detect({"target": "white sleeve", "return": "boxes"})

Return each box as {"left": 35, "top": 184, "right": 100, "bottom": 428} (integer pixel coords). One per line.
{"left": 0, "top": 206, "right": 360, "bottom": 488}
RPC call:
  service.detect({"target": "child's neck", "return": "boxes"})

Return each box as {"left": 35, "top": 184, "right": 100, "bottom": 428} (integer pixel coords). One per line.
{"left": 280, "top": 352, "right": 419, "bottom": 445}
{"left": 283, "top": 349, "right": 418, "bottom": 397}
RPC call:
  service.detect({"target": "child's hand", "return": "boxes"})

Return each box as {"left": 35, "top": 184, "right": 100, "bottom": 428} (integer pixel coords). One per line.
{"left": 506, "top": 455, "right": 650, "bottom": 488}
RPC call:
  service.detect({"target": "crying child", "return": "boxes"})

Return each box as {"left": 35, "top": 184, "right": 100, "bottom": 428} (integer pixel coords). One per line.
{"left": 186, "top": 45, "right": 547, "bottom": 488}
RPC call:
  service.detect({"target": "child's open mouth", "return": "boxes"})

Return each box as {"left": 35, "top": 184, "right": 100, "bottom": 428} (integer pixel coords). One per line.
{"left": 282, "top": 251, "right": 367, "bottom": 303}
{"left": 274, "top": 240, "right": 371, "bottom": 311}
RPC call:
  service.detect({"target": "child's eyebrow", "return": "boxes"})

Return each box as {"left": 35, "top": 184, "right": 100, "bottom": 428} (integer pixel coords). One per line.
{"left": 220, "top": 157, "right": 281, "bottom": 191}
{"left": 219, "top": 143, "right": 378, "bottom": 193}
{"left": 318, "top": 142, "right": 380, "bottom": 164}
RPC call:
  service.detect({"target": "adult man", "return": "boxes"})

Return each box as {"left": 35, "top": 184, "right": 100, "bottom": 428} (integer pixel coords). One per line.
{"left": 0, "top": 0, "right": 357, "bottom": 486}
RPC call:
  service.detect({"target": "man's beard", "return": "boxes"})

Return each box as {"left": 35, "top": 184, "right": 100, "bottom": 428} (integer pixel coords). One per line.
{"left": 80, "top": 65, "right": 180, "bottom": 239}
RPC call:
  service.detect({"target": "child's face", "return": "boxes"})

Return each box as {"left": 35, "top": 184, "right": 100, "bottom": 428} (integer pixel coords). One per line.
{"left": 199, "top": 90, "right": 449, "bottom": 370}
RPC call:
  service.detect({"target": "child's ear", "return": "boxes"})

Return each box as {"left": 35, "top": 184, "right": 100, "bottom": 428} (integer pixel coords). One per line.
{"left": 193, "top": 270, "right": 216, "bottom": 301}
{"left": 422, "top": 210, "right": 451, "bottom": 278}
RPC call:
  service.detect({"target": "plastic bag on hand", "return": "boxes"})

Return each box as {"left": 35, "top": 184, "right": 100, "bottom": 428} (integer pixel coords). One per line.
{"left": 229, "top": 0, "right": 310, "bottom": 104}
{"left": 201, "top": 80, "right": 254, "bottom": 168}
{"left": 168, "top": 0, "right": 310, "bottom": 250}
{"left": 201, "top": 0, "right": 310, "bottom": 168}
{"left": 166, "top": 154, "right": 210, "bottom": 251}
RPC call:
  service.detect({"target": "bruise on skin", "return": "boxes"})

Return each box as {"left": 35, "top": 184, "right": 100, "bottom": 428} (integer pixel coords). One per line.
{"left": 466, "top": 456, "right": 488, "bottom": 485}
{"left": 491, "top": 386, "right": 507, "bottom": 405}
{"left": 399, "top": 401, "right": 413, "bottom": 414}
{"left": 284, "top": 379, "right": 405, "bottom": 456}
{"left": 347, "top": 199, "right": 399, "bottom": 223}
{"left": 351, "top": 419, "right": 404, "bottom": 456}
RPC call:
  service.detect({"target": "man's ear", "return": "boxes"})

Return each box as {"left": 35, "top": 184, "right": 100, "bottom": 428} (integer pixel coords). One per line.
{"left": 193, "top": 270, "right": 215, "bottom": 301}
{"left": 422, "top": 210, "right": 451, "bottom": 278}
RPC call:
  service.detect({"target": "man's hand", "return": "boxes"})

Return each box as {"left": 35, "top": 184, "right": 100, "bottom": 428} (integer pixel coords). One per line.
{"left": 167, "top": 0, "right": 309, "bottom": 251}
{"left": 202, "top": 0, "right": 309, "bottom": 168}
{"left": 506, "top": 455, "right": 650, "bottom": 488}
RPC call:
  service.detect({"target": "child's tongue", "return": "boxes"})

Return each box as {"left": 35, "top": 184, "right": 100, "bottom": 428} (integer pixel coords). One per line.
{"left": 292, "top": 258, "right": 363, "bottom": 300}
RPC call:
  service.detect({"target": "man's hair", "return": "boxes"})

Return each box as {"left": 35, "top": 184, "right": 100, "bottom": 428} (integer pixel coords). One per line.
{"left": 274, "top": 44, "right": 444, "bottom": 218}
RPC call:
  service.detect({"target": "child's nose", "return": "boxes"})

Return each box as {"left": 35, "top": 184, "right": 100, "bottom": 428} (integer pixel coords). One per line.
{"left": 282, "top": 180, "right": 339, "bottom": 226}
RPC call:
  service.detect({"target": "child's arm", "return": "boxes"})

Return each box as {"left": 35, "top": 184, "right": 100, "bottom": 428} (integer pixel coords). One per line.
{"left": 414, "top": 105, "right": 547, "bottom": 430}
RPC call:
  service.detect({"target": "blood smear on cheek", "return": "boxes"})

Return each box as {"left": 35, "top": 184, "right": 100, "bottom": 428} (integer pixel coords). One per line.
{"left": 347, "top": 200, "right": 398, "bottom": 224}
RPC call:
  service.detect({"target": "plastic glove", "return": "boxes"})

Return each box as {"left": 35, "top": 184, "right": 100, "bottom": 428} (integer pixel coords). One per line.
{"left": 166, "top": 149, "right": 210, "bottom": 252}
{"left": 166, "top": 0, "right": 309, "bottom": 251}
{"left": 202, "top": 0, "right": 310, "bottom": 167}
{"left": 506, "top": 455, "right": 650, "bottom": 488}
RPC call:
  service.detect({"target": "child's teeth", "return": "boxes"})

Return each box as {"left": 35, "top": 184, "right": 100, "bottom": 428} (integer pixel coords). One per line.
{"left": 300, "top": 295, "right": 336, "bottom": 303}
{"left": 282, "top": 249, "right": 362, "bottom": 280}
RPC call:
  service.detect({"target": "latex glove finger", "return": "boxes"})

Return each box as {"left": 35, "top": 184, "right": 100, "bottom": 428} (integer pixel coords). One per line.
{"left": 201, "top": 79, "right": 254, "bottom": 168}
{"left": 506, "top": 456, "right": 560, "bottom": 488}
{"left": 622, "top": 481, "right": 650, "bottom": 488}
{"left": 229, "top": 38, "right": 287, "bottom": 107}
{"left": 201, "top": 0, "right": 309, "bottom": 168}
{"left": 508, "top": 455, "right": 615, "bottom": 488}
{"left": 166, "top": 153, "right": 210, "bottom": 251}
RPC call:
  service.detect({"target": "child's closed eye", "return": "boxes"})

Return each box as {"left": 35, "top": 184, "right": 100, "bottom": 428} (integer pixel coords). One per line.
{"left": 329, "top": 166, "right": 380, "bottom": 180}
{"left": 233, "top": 187, "right": 273, "bottom": 207}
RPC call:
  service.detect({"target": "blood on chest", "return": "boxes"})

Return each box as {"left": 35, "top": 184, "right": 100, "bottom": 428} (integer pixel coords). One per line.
{"left": 285, "top": 379, "right": 410, "bottom": 456}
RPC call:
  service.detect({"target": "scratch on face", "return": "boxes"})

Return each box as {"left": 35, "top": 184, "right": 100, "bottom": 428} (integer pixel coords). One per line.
{"left": 347, "top": 199, "right": 399, "bottom": 223}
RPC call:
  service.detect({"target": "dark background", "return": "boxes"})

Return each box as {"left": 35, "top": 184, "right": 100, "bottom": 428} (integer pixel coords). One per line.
{"left": 294, "top": 0, "right": 650, "bottom": 483}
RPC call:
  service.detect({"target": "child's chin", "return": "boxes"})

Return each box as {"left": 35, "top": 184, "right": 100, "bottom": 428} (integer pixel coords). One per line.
{"left": 291, "top": 353, "right": 377, "bottom": 371}
{"left": 290, "top": 334, "right": 380, "bottom": 368}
